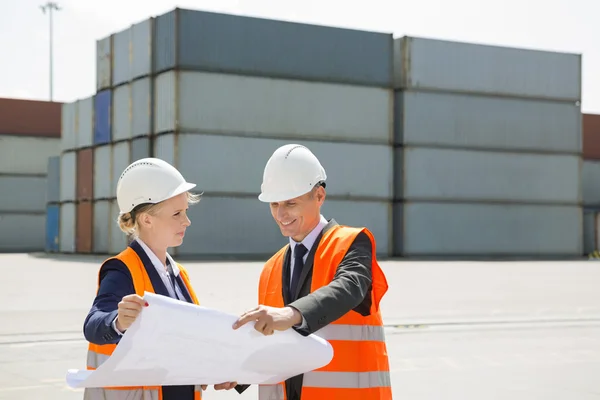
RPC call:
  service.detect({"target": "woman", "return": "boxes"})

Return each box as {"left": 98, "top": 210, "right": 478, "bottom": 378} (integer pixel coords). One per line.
{"left": 83, "top": 157, "right": 236, "bottom": 399}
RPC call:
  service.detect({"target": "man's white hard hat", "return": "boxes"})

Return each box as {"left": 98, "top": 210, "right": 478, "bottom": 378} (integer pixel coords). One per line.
{"left": 116, "top": 157, "right": 196, "bottom": 214}
{"left": 258, "top": 144, "right": 327, "bottom": 203}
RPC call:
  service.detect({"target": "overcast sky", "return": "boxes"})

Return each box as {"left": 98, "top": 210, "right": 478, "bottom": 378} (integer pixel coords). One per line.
{"left": 2, "top": 0, "right": 598, "bottom": 113}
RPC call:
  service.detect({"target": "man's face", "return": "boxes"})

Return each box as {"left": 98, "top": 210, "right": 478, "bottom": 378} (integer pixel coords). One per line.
{"left": 269, "top": 187, "right": 325, "bottom": 242}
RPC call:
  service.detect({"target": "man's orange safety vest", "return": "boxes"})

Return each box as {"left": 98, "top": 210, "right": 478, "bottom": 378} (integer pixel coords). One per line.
{"left": 84, "top": 247, "right": 203, "bottom": 400}
{"left": 257, "top": 225, "right": 392, "bottom": 400}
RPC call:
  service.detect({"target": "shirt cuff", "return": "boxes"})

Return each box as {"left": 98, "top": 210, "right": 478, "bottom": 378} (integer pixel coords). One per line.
{"left": 293, "top": 313, "right": 308, "bottom": 329}
{"left": 112, "top": 316, "right": 125, "bottom": 336}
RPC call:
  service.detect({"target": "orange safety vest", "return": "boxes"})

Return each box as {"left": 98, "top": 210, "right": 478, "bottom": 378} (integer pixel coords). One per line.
{"left": 84, "top": 247, "right": 203, "bottom": 400}
{"left": 257, "top": 225, "right": 392, "bottom": 400}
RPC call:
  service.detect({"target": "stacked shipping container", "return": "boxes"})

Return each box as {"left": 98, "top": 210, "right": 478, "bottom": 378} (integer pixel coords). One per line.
{"left": 392, "top": 37, "right": 583, "bottom": 257}
{"left": 581, "top": 113, "right": 600, "bottom": 254}
{"left": 0, "top": 98, "right": 61, "bottom": 252}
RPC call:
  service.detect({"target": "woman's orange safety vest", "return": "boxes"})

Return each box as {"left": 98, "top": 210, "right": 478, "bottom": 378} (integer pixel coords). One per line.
{"left": 258, "top": 225, "right": 392, "bottom": 400}
{"left": 84, "top": 247, "right": 203, "bottom": 400}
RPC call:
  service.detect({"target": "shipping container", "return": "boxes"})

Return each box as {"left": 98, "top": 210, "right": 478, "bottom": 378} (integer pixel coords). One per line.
{"left": 93, "top": 200, "right": 111, "bottom": 253}
{"left": 583, "top": 209, "right": 596, "bottom": 255}
{"left": 96, "top": 36, "right": 113, "bottom": 91}
{"left": 76, "top": 201, "right": 93, "bottom": 253}
{"left": 0, "top": 97, "right": 61, "bottom": 137}
{"left": 154, "top": 71, "right": 392, "bottom": 143}
{"left": 395, "top": 91, "right": 582, "bottom": 153}
{"left": 61, "top": 101, "right": 78, "bottom": 151}
{"left": 131, "top": 136, "right": 151, "bottom": 161}
{"left": 131, "top": 18, "right": 154, "bottom": 80}
{"left": 112, "top": 28, "right": 131, "bottom": 87}
{"left": 93, "top": 144, "right": 112, "bottom": 200}
{"left": 0, "top": 213, "right": 45, "bottom": 252}
{"left": 59, "top": 202, "right": 75, "bottom": 253}
{"left": 131, "top": 77, "right": 152, "bottom": 137}
{"left": 395, "top": 202, "right": 582, "bottom": 256}
{"left": 47, "top": 156, "right": 60, "bottom": 203}
{"left": 109, "top": 199, "right": 127, "bottom": 254}
{"left": 582, "top": 160, "right": 600, "bottom": 205}
{"left": 177, "top": 195, "right": 391, "bottom": 257}
{"left": 155, "top": 132, "right": 393, "bottom": 200}
{"left": 110, "top": 141, "right": 131, "bottom": 195}
{"left": 0, "top": 136, "right": 60, "bottom": 175}
{"left": 583, "top": 113, "right": 600, "bottom": 160}
{"left": 393, "top": 37, "right": 581, "bottom": 101}
{"left": 0, "top": 175, "right": 46, "bottom": 212}
{"left": 154, "top": 8, "right": 392, "bottom": 87}
{"left": 112, "top": 84, "right": 132, "bottom": 141}
{"left": 60, "top": 151, "right": 76, "bottom": 202}
{"left": 94, "top": 90, "right": 112, "bottom": 145}
{"left": 76, "top": 148, "right": 94, "bottom": 201}
{"left": 45, "top": 204, "right": 60, "bottom": 252}
{"left": 77, "top": 96, "right": 94, "bottom": 148}
{"left": 397, "top": 147, "right": 581, "bottom": 204}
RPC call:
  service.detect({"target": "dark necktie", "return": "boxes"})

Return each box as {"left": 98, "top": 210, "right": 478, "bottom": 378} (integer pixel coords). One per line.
{"left": 290, "top": 244, "right": 308, "bottom": 299}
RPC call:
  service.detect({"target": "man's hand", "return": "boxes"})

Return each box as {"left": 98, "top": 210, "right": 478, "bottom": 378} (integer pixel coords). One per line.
{"left": 232, "top": 305, "right": 302, "bottom": 335}
{"left": 200, "top": 382, "right": 237, "bottom": 391}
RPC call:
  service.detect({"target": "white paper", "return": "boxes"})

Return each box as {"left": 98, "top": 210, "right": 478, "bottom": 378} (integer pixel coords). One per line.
{"left": 66, "top": 292, "right": 333, "bottom": 388}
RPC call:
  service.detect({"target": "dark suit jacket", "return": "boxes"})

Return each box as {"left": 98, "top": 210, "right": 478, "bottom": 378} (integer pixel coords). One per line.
{"left": 83, "top": 240, "right": 197, "bottom": 400}
{"left": 237, "top": 219, "right": 374, "bottom": 399}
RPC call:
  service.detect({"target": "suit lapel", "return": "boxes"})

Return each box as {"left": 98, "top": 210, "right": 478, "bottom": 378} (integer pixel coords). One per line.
{"left": 130, "top": 241, "right": 171, "bottom": 297}
{"left": 281, "top": 246, "right": 292, "bottom": 305}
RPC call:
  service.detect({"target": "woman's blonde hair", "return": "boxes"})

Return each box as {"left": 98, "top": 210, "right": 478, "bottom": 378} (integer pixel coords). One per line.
{"left": 117, "top": 192, "right": 201, "bottom": 240}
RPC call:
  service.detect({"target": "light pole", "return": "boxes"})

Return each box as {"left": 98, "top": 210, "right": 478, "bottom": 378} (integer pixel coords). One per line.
{"left": 40, "top": 2, "right": 61, "bottom": 102}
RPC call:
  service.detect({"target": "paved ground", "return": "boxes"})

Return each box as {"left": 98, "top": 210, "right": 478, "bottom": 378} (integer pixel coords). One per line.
{"left": 1, "top": 253, "right": 599, "bottom": 399}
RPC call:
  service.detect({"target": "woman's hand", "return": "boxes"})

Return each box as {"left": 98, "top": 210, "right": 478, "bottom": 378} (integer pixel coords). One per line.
{"left": 115, "top": 294, "right": 148, "bottom": 332}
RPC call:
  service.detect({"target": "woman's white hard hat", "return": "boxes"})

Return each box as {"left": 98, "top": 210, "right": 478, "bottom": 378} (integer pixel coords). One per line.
{"left": 258, "top": 144, "right": 326, "bottom": 203}
{"left": 116, "top": 157, "right": 196, "bottom": 214}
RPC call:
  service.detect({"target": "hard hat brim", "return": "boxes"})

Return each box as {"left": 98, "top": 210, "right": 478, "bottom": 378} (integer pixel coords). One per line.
{"left": 258, "top": 189, "right": 309, "bottom": 203}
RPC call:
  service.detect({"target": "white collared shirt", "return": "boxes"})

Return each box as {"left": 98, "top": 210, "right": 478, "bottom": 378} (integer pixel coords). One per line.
{"left": 288, "top": 214, "right": 328, "bottom": 285}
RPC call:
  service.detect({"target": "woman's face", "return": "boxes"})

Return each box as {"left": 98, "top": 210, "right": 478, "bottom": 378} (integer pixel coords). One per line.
{"left": 139, "top": 193, "right": 191, "bottom": 248}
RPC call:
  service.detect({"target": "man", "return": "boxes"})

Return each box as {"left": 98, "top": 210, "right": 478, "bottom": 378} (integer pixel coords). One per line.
{"left": 233, "top": 144, "right": 392, "bottom": 400}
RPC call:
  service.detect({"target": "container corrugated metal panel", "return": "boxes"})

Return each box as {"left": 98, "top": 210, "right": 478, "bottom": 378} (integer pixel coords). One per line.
{"left": 582, "top": 160, "right": 600, "bottom": 205}
{"left": 47, "top": 156, "right": 60, "bottom": 203}
{"left": 398, "top": 148, "right": 581, "bottom": 204}
{"left": 0, "top": 214, "right": 45, "bottom": 252}
{"left": 76, "top": 201, "right": 93, "bottom": 253}
{"left": 131, "top": 18, "right": 154, "bottom": 80}
{"left": 96, "top": 36, "right": 112, "bottom": 91}
{"left": 60, "top": 151, "right": 76, "bottom": 202}
{"left": 154, "top": 8, "right": 392, "bottom": 87}
{"left": 77, "top": 97, "right": 94, "bottom": 148}
{"left": 396, "top": 202, "right": 582, "bottom": 256}
{"left": 76, "top": 148, "right": 94, "bottom": 201}
{"left": 396, "top": 91, "right": 582, "bottom": 153}
{"left": 93, "top": 200, "right": 110, "bottom": 253}
{"left": 178, "top": 196, "right": 391, "bottom": 256}
{"left": 583, "top": 209, "right": 596, "bottom": 255}
{"left": 0, "top": 136, "right": 60, "bottom": 174}
{"left": 109, "top": 199, "right": 127, "bottom": 254}
{"left": 131, "top": 136, "right": 151, "bottom": 161}
{"left": 94, "top": 90, "right": 112, "bottom": 145}
{"left": 59, "top": 202, "right": 75, "bottom": 253}
{"left": 158, "top": 133, "right": 393, "bottom": 199}
{"left": 583, "top": 113, "right": 600, "bottom": 160}
{"left": 0, "top": 98, "right": 62, "bottom": 137}
{"left": 61, "top": 102, "right": 78, "bottom": 151}
{"left": 94, "top": 145, "right": 112, "bottom": 200}
{"left": 132, "top": 77, "right": 152, "bottom": 137}
{"left": 0, "top": 176, "right": 46, "bottom": 212}
{"left": 393, "top": 37, "right": 581, "bottom": 101}
{"left": 112, "top": 84, "right": 132, "bottom": 141}
{"left": 45, "top": 204, "right": 60, "bottom": 252}
{"left": 112, "top": 28, "right": 131, "bottom": 87}
{"left": 110, "top": 141, "right": 131, "bottom": 196}
{"left": 154, "top": 71, "right": 392, "bottom": 143}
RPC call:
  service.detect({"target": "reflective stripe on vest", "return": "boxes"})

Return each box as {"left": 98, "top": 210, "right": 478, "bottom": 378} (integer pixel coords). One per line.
{"left": 84, "top": 247, "right": 202, "bottom": 399}
{"left": 257, "top": 225, "right": 392, "bottom": 400}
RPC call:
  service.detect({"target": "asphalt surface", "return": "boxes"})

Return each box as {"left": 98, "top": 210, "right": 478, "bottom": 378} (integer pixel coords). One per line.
{"left": 1, "top": 253, "right": 599, "bottom": 399}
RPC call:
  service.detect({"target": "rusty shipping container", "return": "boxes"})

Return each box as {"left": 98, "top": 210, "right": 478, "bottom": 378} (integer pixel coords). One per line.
{"left": 76, "top": 201, "right": 94, "bottom": 253}
{"left": 77, "top": 148, "right": 94, "bottom": 201}
{"left": 0, "top": 97, "right": 62, "bottom": 137}
{"left": 583, "top": 113, "right": 600, "bottom": 160}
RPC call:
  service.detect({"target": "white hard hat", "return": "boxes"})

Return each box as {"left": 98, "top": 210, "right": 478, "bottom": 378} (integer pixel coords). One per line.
{"left": 116, "top": 157, "right": 196, "bottom": 214}
{"left": 258, "top": 144, "right": 326, "bottom": 203}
